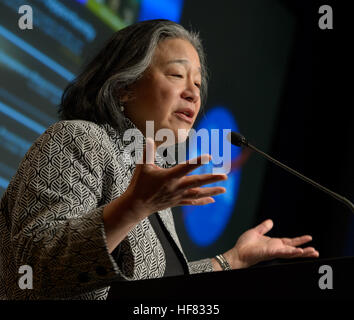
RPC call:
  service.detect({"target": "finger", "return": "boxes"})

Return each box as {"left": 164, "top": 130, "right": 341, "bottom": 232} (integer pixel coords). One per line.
{"left": 301, "top": 247, "right": 320, "bottom": 258}
{"left": 168, "top": 154, "right": 212, "bottom": 179}
{"left": 178, "top": 197, "right": 215, "bottom": 206}
{"left": 281, "top": 235, "right": 313, "bottom": 247}
{"left": 182, "top": 187, "right": 226, "bottom": 199}
{"left": 276, "top": 246, "right": 319, "bottom": 259}
{"left": 178, "top": 173, "right": 227, "bottom": 190}
{"left": 274, "top": 247, "right": 304, "bottom": 258}
{"left": 254, "top": 219, "right": 274, "bottom": 235}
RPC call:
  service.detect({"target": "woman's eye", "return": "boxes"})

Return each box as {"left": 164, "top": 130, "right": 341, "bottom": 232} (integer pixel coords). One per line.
{"left": 171, "top": 74, "right": 183, "bottom": 78}
{"left": 195, "top": 83, "right": 201, "bottom": 89}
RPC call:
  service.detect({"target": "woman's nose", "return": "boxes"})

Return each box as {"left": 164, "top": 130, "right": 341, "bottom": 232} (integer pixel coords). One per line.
{"left": 181, "top": 81, "right": 199, "bottom": 103}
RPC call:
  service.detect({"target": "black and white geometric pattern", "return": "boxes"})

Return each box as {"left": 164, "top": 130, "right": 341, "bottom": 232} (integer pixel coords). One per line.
{"left": 0, "top": 117, "right": 213, "bottom": 300}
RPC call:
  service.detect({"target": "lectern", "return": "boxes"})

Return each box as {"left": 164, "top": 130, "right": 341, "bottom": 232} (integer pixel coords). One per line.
{"left": 108, "top": 256, "right": 354, "bottom": 301}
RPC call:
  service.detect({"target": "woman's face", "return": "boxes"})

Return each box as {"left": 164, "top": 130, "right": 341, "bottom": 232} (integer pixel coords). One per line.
{"left": 123, "top": 38, "right": 202, "bottom": 144}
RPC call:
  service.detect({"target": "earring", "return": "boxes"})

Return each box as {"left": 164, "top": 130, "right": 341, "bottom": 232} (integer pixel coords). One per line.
{"left": 119, "top": 101, "right": 125, "bottom": 112}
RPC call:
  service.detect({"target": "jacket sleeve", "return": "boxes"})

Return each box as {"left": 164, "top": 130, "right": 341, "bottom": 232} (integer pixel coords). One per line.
{"left": 8, "top": 121, "right": 120, "bottom": 299}
{"left": 187, "top": 258, "right": 214, "bottom": 274}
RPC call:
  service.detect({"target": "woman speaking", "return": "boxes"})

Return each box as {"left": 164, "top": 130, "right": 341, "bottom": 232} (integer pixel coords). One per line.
{"left": 0, "top": 19, "right": 318, "bottom": 300}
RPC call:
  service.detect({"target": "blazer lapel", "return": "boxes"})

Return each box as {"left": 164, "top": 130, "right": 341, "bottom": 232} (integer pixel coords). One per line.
{"left": 157, "top": 209, "right": 189, "bottom": 263}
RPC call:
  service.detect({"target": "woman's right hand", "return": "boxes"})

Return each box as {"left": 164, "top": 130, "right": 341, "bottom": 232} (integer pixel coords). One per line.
{"left": 121, "top": 137, "right": 228, "bottom": 224}
{"left": 103, "top": 137, "right": 227, "bottom": 253}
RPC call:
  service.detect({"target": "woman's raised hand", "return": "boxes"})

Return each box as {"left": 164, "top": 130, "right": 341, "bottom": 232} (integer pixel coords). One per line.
{"left": 122, "top": 137, "right": 227, "bottom": 224}
{"left": 219, "top": 219, "right": 319, "bottom": 270}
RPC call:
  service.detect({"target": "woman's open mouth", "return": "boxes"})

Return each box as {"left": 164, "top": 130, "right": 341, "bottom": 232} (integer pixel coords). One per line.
{"left": 174, "top": 108, "right": 194, "bottom": 124}
{"left": 174, "top": 111, "right": 193, "bottom": 124}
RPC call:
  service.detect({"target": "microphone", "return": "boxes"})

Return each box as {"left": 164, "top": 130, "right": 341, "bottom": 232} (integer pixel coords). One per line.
{"left": 227, "top": 131, "right": 354, "bottom": 213}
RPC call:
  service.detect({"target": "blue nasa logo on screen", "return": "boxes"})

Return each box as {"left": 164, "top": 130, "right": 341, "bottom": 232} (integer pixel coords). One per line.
{"left": 182, "top": 106, "right": 242, "bottom": 246}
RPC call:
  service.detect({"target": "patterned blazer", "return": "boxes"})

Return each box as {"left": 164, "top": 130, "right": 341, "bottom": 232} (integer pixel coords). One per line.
{"left": 0, "top": 117, "right": 213, "bottom": 300}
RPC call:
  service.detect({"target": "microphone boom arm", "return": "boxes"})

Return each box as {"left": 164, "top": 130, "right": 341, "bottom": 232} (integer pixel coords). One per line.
{"left": 228, "top": 131, "right": 354, "bottom": 214}
{"left": 246, "top": 142, "right": 354, "bottom": 213}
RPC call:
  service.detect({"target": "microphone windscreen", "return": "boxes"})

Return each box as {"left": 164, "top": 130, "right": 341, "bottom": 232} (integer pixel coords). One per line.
{"left": 227, "top": 131, "right": 247, "bottom": 147}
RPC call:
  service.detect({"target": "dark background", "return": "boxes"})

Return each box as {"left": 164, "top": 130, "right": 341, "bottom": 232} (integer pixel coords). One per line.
{"left": 257, "top": 0, "right": 354, "bottom": 260}
{"left": 256, "top": 0, "right": 354, "bottom": 260}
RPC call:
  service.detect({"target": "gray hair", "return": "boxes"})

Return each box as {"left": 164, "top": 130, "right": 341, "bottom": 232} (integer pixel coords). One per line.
{"left": 59, "top": 19, "right": 208, "bottom": 132}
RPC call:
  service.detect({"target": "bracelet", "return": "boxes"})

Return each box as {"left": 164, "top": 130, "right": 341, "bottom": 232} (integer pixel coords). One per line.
{"left": 214, "top": 254, "right": 232, "bottom": 271}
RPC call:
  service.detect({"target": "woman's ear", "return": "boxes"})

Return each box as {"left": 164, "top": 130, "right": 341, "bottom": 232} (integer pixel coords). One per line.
{"left": 119, "top": 86, "right": 134, "bottom": 103}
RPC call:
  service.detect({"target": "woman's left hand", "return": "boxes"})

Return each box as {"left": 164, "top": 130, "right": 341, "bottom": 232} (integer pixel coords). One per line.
{"left": 222, "top": 219, "right": 319, "bottom": 269}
